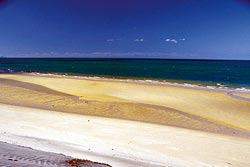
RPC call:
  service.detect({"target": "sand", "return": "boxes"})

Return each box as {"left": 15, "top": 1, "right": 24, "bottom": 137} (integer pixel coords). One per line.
{"left": 0, "top": 141, "right": 110, "bottom": 167}
{"left": 0, "top": 74, "right": 250, "bottom": 137}
{"left": 0, "top": 73, "right": 250, "bottom": 166}
{"left": 0, "top": 104, "right": 250, "bottom": 167}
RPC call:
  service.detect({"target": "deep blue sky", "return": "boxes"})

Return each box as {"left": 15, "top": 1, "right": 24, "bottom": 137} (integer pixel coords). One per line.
{"left": 0, "top": 0, "right": 249, "bottom": 59}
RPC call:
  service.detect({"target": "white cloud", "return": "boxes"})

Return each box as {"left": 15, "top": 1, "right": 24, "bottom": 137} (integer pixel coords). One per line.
{"left": 180, "top": 38, "right": 186, "bottom": 41}
{"left": 171, "top": 39, "right": 178, "bottom": 43}
{"left": 134, "top": 38, "right": 144, "bottom": 42}
{"left": 107, "top": 39, "right": 114, "bottom": 42}
{"left": 106, "top": 38, "right": 122, "bottom": 42}
{"left": 165, "top": 38, "right": 178, "bottom": 43}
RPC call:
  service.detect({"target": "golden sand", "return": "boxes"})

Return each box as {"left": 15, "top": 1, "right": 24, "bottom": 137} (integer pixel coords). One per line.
{"left": 0, "top": 74, "right": 249, "bottom": 138}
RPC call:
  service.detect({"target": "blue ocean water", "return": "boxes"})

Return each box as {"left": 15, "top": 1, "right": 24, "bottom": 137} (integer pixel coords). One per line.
{"left": 0, "top": 58, "right": 249, "bottom": 88}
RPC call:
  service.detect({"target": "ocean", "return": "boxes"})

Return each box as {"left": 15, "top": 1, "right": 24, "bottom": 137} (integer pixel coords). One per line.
{"left": 0, "top": 58, "right": 249, "bottom": 88}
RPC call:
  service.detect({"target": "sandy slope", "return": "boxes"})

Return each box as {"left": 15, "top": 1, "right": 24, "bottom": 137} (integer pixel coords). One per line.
{"left": 0, "top": 104, "right": 249, "bottom": 167}
{"left": 0, "top": 74, "right": 250, "bottom": 134}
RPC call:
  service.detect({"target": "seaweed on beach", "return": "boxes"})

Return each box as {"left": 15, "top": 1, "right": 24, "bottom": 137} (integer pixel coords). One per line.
{"left": 68, "top": 158, "right": 112, "bottom": 167}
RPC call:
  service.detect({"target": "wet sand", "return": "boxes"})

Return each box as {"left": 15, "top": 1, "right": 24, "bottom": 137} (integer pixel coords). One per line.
{"left": 0, "top": 141, "right": 110, "bottom": 167}
{"left": 232, "top": 92, "right": 250, "bottom": 100}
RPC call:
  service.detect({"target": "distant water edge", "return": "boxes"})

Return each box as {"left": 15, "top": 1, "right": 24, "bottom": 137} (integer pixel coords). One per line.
{"left": 0, "top": 58, "right": 250, "bottom": 89}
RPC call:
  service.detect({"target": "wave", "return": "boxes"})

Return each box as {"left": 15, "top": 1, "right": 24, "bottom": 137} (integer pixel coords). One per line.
{"left": 1, "top": 68, "right": 250, "bottom": 93}
{"left": 25, "top": 71, "right": 250, "bottom": 93}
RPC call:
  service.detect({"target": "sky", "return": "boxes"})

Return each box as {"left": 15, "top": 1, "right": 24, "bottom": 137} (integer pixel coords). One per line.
{"left": 0, "top": 0, "right": 249, "bottom": 59}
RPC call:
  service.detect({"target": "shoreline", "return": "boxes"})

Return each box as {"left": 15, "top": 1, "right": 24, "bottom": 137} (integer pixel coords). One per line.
{"left": 2, "top": 70, "right": 250, "bottom": 93}
{"left": 13, "top": 71, "right": 250, "bottom": 93}
{"left": 18, "top": 72, "right": 250, "bottom": 103}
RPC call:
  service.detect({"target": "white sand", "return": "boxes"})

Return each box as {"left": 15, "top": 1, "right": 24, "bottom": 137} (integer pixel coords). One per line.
{"left": 0, "top": 104, "right": 249, "bottom": 167}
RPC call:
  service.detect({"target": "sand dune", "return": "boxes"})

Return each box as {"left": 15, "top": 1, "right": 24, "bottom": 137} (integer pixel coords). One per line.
{"left": 0, "top": 74, "right": 249, "bottom": 137}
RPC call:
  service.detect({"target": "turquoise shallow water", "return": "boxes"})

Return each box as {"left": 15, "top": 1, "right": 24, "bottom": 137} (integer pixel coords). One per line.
{"left": 0, "top": 58, "right": 249, "bottom": 88}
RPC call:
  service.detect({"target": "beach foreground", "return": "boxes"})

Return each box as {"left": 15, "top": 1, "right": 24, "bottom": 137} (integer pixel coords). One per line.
{"left": 0, "top": 73, "right": 250, "bottom": 166}
{"left": 0, "top": 141, "right": 111, "bottom": 167}
{"left": 0, "top": 104, "right": 250, "bottom": 167}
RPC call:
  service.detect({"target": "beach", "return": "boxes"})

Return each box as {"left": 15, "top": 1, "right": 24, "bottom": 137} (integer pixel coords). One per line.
{"left": 0, "top": 141, "right": 111, "bottom": 167}
{"left": 0, "top": 73, "right": 250, "bottom": 167}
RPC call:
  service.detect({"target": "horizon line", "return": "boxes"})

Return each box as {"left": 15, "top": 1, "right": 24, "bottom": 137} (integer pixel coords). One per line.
{"left": 1, "top": 57, "right": 250, "bottom": 61}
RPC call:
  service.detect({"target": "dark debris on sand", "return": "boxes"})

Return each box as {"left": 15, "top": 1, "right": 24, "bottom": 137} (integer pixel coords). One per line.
{"left": 68, "top": 159, "right": 112, "bottom": 167}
